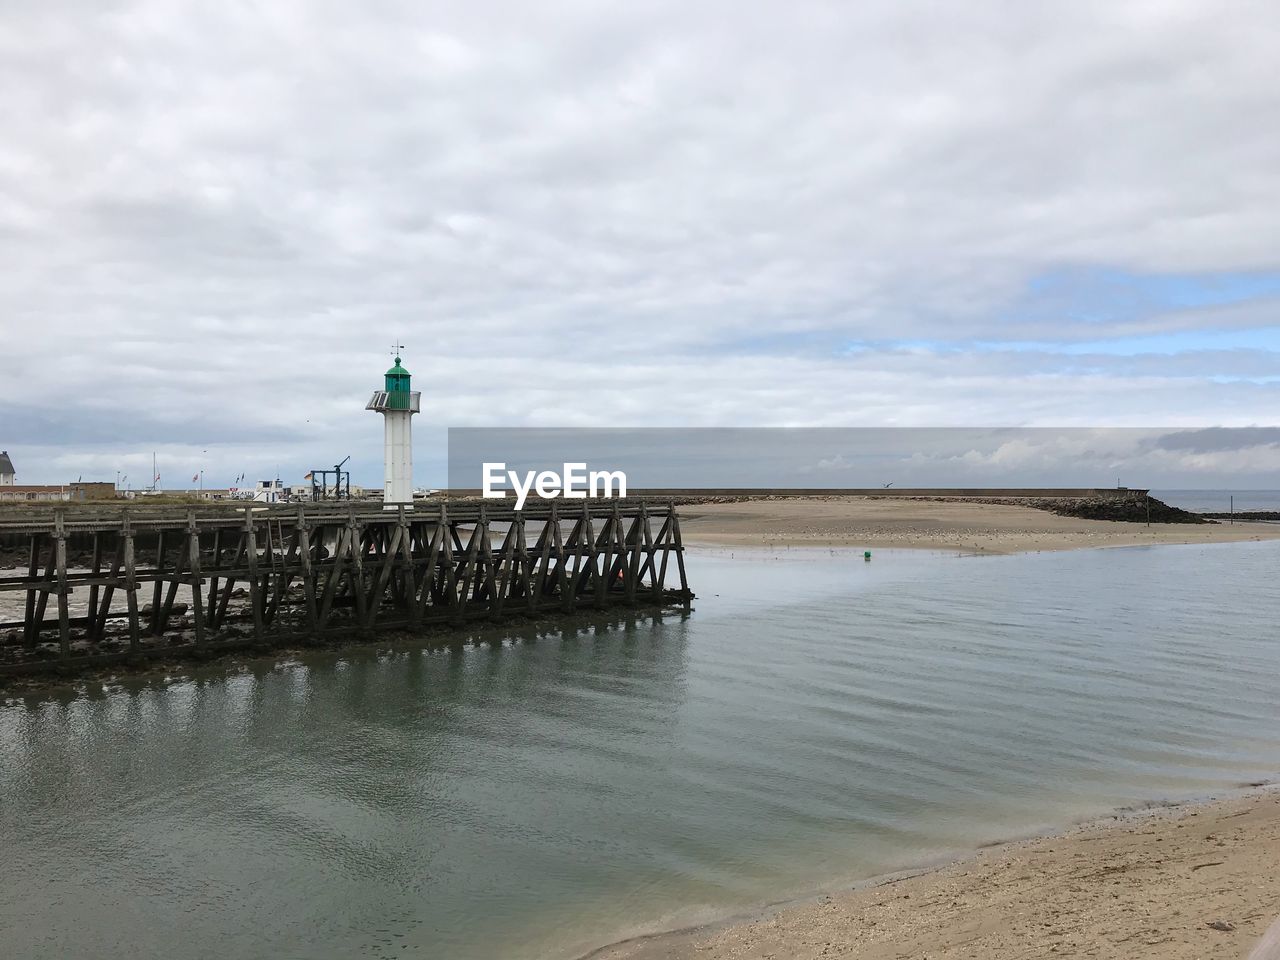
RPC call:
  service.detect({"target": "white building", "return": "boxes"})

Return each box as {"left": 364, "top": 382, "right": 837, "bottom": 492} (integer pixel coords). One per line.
{"left": 0, "top": 450, "right": 14, "bottom": 485}
{"left": 253, "top": 479, "right": 285, "bottom": 503}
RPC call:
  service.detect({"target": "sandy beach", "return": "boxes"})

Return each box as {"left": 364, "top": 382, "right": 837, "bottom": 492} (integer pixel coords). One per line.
{"left": 594, "top": 790, "right": 1280, "bottom": 960}
{"left": 680, "top": 497, "right": 1280, "bottom": 554}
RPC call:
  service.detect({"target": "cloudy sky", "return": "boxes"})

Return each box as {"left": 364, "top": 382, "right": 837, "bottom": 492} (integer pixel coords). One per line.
{"left": 1, "top": 0, "right": 1278, "bottom": 487}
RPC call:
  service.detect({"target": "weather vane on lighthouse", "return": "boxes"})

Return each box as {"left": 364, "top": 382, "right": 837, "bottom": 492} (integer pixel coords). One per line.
{"left": 366, "top": 345, "right": 420, "bottom": 508}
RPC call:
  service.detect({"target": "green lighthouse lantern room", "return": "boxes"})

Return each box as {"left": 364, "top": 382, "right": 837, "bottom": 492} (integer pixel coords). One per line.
{"left": 384, "top": 355, "right": 412, "bottom": 409}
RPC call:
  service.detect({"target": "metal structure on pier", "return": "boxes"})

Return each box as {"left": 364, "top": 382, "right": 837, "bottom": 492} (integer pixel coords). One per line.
{"left": 0, "top": 500, "right": 691, "bottom": 676}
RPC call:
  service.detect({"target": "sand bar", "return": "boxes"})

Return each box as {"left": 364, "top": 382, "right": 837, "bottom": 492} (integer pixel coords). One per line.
{"left": 680, "top": 497, "right": 1280, "bottom": 554}
{"left": 593, "top": 790, "right": 1280, "bottom": 960}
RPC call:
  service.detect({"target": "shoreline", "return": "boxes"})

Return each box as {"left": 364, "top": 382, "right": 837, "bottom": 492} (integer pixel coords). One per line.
{"left": 585, "top": 784, "right": 1280, "bottom": 960}
{"left": 680, "top": 497, "right": 1280, "bottom": 554}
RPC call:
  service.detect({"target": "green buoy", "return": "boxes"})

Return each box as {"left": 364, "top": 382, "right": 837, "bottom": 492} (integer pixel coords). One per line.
{"left": 864, "top": 550, "right": 872, "bottom": 561}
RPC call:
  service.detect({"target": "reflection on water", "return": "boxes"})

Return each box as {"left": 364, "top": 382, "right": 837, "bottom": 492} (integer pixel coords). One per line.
{"left": 2, "top": 542, "right": 1280, "bottom": 960}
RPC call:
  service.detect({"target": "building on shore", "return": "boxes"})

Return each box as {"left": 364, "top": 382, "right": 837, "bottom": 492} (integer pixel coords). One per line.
{"left": 128, "top": 488, "right": 233, "bottom": 501}
{"left": 0, "top": 452, "right": 121, "bottom": 501}
{"left": 290, "top": 481, "right": 372, "bottom": 502}
{"left": 0, "top": 481, "right": 116, "bottom": 502}
{"left": 253, "top": 479, "right": 285, "bottom": 503}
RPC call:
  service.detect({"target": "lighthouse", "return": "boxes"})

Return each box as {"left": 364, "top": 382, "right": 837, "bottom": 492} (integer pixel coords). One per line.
{"left": 366, "top": 351, "right": 420, "bottom": 507}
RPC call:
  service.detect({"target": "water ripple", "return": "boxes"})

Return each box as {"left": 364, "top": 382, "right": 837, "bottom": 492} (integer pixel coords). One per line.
{"left": 2, "top": 541, "right": 1279, "bottom": 960}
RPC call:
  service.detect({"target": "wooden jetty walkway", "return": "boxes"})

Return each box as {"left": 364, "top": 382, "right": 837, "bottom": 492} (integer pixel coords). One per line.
{"left": 0, "top": 499, "right": 692, "bottom": 677}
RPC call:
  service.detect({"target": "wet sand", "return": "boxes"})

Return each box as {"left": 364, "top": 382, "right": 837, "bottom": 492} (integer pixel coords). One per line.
{"left": 593, "top": 790, "right": 1280, "bottom": 960}
{"left": 681, "top": 497, "right": 1280, "bottom": 554}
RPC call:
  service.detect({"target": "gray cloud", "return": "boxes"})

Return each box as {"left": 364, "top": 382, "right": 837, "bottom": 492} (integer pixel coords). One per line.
{"left": 1, "top": 0, "right": 1278, "bottom": 485}
{"left": 1154, "top": 427, "right": 1280, "bottom": 453}
{"left": 448, "top": 427, "right": 1280, "bottom": 488}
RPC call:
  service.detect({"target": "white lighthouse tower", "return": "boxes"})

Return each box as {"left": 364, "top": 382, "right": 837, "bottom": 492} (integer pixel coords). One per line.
{"left": 366, "top": 349, "right": 420, "bottom": 508}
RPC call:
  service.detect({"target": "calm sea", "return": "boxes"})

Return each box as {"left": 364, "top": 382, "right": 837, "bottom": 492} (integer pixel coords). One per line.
{"left": 1153, "top": 489, "right": 1280, "bottom": 512}
{"left": 3, "top": 541, "right": 1279, "bottom": 960}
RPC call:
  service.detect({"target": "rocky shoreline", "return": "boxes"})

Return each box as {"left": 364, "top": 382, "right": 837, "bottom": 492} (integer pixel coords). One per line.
{"left": 1202, "top": 510, "right": 1280, "bottom": 522}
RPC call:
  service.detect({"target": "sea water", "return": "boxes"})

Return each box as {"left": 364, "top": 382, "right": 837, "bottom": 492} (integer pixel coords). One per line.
{"left": 2, "top": 541, "right": 1279, "bottom": 960}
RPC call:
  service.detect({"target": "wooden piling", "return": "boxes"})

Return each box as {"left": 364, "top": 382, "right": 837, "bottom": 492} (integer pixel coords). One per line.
{"left": 187, "top": 510, "right": 207, "bottom": 650}
{"left": 55, "top": 509, "right": 70, "bottom": 660}
{"left": 23, "top": 533, "right": 40, "bottom": 649}
{"left": 243, "top": 506, "right": 265, "bottom": 645}
{"left": 122, "top": 511, "right": 141, "bottom": 656}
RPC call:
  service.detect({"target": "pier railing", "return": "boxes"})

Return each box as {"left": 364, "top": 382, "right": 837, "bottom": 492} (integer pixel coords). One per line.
{"left": 0, "top": 500, "right": 691, "bottom": 676}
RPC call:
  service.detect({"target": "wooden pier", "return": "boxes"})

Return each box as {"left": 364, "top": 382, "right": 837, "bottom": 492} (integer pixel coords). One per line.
{"left": 0, "top": 499, "right": 691, "bottom": 677}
